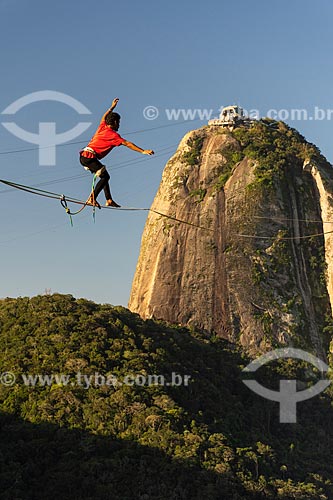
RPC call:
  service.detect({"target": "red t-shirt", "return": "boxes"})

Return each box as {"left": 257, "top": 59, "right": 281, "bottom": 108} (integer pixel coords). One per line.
{"left": 81, "top": 120, "right": 125, "bottom": 159}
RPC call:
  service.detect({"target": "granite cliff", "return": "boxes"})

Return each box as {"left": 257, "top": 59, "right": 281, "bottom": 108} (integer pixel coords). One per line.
{"left": 129, "top": 120, "right": 333, "bottom": 357}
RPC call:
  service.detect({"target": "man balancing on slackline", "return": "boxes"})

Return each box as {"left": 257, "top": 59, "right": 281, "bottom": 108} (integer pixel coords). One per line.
{"left": 80, "top": 97, "right": 154, "bottom": 208}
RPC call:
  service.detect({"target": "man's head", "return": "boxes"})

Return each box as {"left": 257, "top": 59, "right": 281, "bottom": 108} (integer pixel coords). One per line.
{"left": 105, "top": 111, "right": 120, "bottom": 131}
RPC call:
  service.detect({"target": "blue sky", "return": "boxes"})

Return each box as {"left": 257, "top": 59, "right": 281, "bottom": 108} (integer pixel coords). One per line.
{"left": 0, "top": 0, "right": 333, "bottom": 306}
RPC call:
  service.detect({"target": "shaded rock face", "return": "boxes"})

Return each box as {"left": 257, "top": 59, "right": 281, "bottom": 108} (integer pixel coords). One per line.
{"left": 129, "top": 122, "right": 333, "bottom": 357}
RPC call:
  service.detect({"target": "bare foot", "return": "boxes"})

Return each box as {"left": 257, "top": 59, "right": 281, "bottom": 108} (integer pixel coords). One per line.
{"left": 86, "top": 195, "right": 101, "bottom": 209}
{"left": 106, "top": 199, "right": 121, "bottom": 208}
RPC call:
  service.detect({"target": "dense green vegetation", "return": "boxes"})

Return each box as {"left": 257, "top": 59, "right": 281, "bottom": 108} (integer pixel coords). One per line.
{"left": 1, "top": 294, "right": 333, "bottom": 499}
{"left": 182, "top": 135, "right": 204, "bottom": 166}
{"left": 203, "top": 119, "right": 331, "bottom": 193}
{"left": 232, "top": 119, "right": 330, "bottom": 189}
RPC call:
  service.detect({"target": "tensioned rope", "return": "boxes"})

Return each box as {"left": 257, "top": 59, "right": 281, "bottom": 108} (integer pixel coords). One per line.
{"left": 0, "top": 179, "right": 213, "bottom": 232}
{"left": 234, "top": 231, "right": 333, "bottom": 240}
{"left": 2, "top": 178, "right": 333, "bottom": 240}
{"left": 232, "top": 215, "right": 333, "bottom": 240}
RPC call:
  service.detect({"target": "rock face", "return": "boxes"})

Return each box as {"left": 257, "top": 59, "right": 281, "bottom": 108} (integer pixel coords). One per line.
{"left": 129, "top": 121, "right": 333, "bottom": 357}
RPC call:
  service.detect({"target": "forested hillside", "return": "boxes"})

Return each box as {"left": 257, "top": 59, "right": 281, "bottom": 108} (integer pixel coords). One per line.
{"left": 0, "top": 294, "right": 332, "bottom": 499}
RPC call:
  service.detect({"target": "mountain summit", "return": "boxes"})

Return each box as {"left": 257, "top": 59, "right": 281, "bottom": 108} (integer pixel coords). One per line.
{"left": 129, "top": 119, "right": 333, "bottom": 357}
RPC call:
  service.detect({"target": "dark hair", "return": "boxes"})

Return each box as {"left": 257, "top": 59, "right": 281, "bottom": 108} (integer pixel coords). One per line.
{"left": 105, "top": 111, "right": 121, "bottom": 129}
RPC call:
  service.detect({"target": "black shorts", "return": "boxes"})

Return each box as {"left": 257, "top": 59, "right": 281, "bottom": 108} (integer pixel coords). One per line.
{"left": 80, "top": 155, "right": 105, "bottom": 174}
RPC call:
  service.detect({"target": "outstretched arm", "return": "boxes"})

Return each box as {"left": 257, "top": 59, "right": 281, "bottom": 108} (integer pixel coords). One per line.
{"left": 101, "top": 97, "right": 119, "bottom": 123}
{"left": 122, "top": 140, "right": 154, "bottom": 155}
